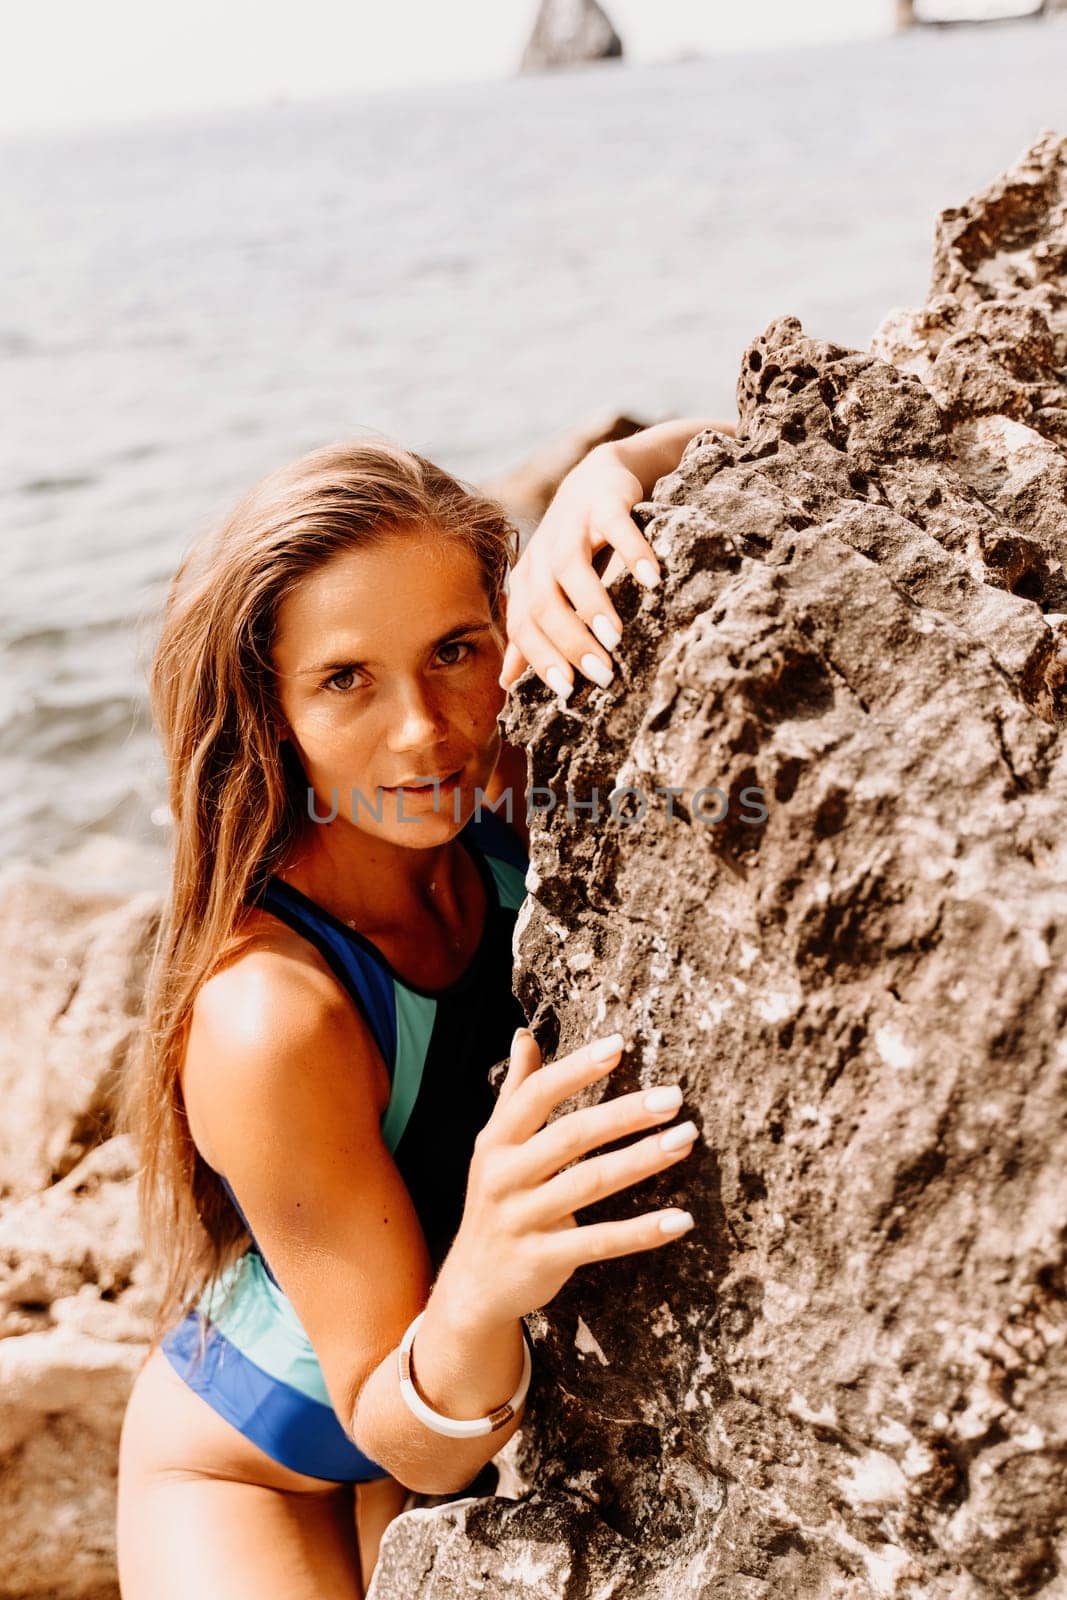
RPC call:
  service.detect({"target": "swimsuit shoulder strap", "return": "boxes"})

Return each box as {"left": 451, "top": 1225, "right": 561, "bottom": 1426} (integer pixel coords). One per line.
{"left": 248, "top": 880, "right": 399, "bottom": 1067}
{"left": 214, "top": 888, "right": 402, "bottom": 1284}
{"left": 244, "top": 809, "right": 528, "bottom": 1057}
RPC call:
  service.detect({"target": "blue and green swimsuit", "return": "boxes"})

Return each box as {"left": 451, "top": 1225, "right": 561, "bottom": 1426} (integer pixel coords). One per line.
{"left": 161, "top": 808, "right": 529, "bottom": 1482}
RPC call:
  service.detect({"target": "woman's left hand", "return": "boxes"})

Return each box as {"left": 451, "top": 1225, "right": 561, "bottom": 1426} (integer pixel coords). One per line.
{"left": 497, "top": 443, "right": 662, "bottom": 700}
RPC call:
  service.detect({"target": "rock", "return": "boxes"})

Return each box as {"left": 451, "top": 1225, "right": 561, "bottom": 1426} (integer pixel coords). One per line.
{"left": 873, "top": 129, "right": 1067, "bottom": 446}
{"left": 46, "top": 833, "right": 171, "bottom": 899}
{"left": 903, "top": 2, "right": 1051, "bottom": 25}
{"left": 369, "top": 1490, "right": 645, "bottom": 1597}
{"left": 481, "top": 411, "right": 650, "bottom": 546}
{"left": 0, "top": 864, "right": 159, "bottom": 1199}
{"left": 0, "top": 859, "right": 159, "bottom": 1598}
{"left": 370, "top": 134, "right": 1067, "bottom": 1599}
{"left": 519, "top": 0, "right": 623, "bottom": 74}
{"left": 0, "top": 1136, "right": 154, "bottom": 1600}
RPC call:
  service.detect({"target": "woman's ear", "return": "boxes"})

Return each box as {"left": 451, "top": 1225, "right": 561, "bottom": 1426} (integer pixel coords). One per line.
{"left": 493, "top": 590, "right": 509, "bottom": 645}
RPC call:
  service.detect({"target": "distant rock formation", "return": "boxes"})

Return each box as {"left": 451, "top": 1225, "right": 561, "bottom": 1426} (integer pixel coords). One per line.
{"left": 899, "top": 0, "right": 1052, "bottom": 25}
{"left": 372, "top": 132, "right": 1067, "bottom": 1599}
{"left": 0, "top": 870, "right": 157, "bottom": 1201}
{"left": 520, "top": 0, "right": 623, "bottom": 73}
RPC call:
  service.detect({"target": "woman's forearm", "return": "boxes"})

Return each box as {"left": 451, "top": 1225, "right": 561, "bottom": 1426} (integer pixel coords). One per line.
{"left": 605, "top": 414, "right": 737, "bottom": 497}
{"left": 350, "top": 1272, "right": 527, "bottom": 1496}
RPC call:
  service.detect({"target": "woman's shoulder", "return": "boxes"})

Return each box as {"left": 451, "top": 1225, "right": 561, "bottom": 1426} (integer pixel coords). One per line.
{"left": 184, "top": 914, "right": 391, "bottom": 1169}
{"left": 202, "top": 907, "right": 343, "bottom": 1017}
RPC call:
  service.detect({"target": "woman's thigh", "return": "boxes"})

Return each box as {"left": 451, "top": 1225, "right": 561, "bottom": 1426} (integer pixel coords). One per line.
{"left": 117, "top": 1346, "right": 367, "bottom": 1600}
{"left": 354, "top": 1474, "right": 413, "bottom": 1583}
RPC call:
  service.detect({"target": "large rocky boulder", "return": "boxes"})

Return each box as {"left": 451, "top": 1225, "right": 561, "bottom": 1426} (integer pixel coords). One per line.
{"left": 0, "top": 861, "right": 159, "bottom": 1599}
{"left": 520, "top": 0, "right": 623, "bottom": 73}
{"left": 0, "top": 866, "right": 157, "bottom": 1201}
{"left": 370, "top": 134, "right": 1067, "bottom": 1598}
{"left": 0, "top": 1136, "right": 156, "bottom": 1600}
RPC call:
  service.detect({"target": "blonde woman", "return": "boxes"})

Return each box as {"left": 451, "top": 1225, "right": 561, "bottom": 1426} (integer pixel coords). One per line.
{"left": 116, "top": 417, "right": 730, "bottom": 1598}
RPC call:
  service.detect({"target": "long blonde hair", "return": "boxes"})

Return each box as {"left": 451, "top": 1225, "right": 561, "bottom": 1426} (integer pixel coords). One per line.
{"left": 122, "top": 439, "right": 518, "bottom": 1349}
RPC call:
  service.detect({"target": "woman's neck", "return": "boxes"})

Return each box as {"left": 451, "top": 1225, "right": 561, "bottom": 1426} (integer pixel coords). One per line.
{"left": 275, "top": 817, "right": 471, "bottom": 937}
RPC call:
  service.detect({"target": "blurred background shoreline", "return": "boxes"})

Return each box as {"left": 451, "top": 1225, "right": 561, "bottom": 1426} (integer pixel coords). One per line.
{"left": 0, "top": 0, "right": 953, "bottom": 142}
{"left": 3, "top": 11, "right": 1067, "bottom": 891}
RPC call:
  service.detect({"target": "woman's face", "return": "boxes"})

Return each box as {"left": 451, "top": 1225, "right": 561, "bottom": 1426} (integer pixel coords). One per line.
{"left": 271, "top": 528, "right": 508, "bottom": 848}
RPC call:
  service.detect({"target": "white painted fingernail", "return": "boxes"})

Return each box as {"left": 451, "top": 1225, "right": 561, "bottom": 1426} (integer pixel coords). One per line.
{"left": 545, "top": 665, "right": 573, "bottom": 700}
{"left": 660, "top": 1120, "right": 697, "bottom": 1151}
{"left": 590, "top": 1031, "right": 625, "bottom": 1060}
{"left": 635, "top": 560, "right": 660, "bottom": 589}
{"left": 659, "top": 1211, "right": 694, "bottom": 1235}
{"left": 591, "top": 614, "right": 621, "bottom": 651}
{"left": 580, "top": 653, "right": 614, "bottom": 689}
{"left": 644, "top": 1085, "right": 683, "bottom": 1112}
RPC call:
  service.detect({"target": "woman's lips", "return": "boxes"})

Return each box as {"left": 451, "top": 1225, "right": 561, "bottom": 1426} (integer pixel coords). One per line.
{"left": 382, "top": 767, "right": 461, "bottom": 798}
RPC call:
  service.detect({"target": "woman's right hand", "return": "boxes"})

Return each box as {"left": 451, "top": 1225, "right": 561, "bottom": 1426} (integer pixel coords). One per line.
{"left": 440, "top": 1027, "right": 698, "bottom": 1329}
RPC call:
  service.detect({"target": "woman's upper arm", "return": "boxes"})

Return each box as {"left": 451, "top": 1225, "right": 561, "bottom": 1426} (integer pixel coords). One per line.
{"left": 182, "top": 955, "right": 433, "bottom": 1435}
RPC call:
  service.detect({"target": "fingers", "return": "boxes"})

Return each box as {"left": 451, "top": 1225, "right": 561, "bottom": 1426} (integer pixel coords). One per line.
{"left": 530, "top": 578, "right": 618, "bottom": 693}
{"left": 503, "top": 609, "right": 577, "bottom": 702}
{"left": 524, "top": 1118, "right": 697, "bottom": 1227}
{"left": 554, "top": 556, "right": 625, "bottom": 655}
{"left": 492, "top": 1032, "right": 625, "bottom": 1146}
{"left": 504, "top": 575, "right": 619, "bottom": 698}
{"left": 501, "top": 524, "right": 661, "bottom": 699}
{"left": 539, "top": 1206, "right": 696, "bottom": 1271}
{"left": 498, "top": 640, "right": 527, "bottom": 691}
{"left": 495, "top": 1027, "right": 541, "bottom": 1108}
{"left": 593, "top": 514, "right": 661, "bottom": 593}
{"left": 511, "top": 1082, "right": 686, "bottom": 1187}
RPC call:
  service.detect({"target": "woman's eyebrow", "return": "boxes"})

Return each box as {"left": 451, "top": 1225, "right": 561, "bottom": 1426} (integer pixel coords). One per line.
{"left": 300, "top": 620, "right": 494, "bottom": 676}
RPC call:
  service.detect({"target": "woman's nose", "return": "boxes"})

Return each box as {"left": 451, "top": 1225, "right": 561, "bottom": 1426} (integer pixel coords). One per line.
{"left": 388, "top": 680, "right": 450, "bottom": 745}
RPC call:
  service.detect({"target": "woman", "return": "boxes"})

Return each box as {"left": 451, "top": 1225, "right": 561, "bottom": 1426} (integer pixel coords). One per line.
{"left": 116, "top": 415, "right": 731, "bottom": 1599}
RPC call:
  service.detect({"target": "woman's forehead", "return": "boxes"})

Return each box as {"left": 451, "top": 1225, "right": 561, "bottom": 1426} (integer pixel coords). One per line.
{"left": 297, "top": 529, "right": 482, "bottom": 601}
{"left": 272, "top": 535, "right": 493, "bottom": 665}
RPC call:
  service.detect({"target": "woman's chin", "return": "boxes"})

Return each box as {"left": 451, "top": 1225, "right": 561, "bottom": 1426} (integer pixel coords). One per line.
{"left": 371, "top": 779, "right": 472, "bottom": 839}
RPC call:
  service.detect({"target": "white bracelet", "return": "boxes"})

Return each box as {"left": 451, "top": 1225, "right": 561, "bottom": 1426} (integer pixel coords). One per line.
{"left": 396, "top": 1310, "right": 533, "bottom": 1438}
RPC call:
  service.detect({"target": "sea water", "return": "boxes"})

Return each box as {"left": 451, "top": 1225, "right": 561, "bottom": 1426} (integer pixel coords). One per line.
{"left": 2, "top": 19, "right": 1065, "bottom": 879}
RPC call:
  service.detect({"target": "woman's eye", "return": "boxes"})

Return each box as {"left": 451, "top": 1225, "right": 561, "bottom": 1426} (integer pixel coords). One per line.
{"left": 438, "top": 641, "right": 474, "bottom": 666}
{"left": 323, "top": 667, "right": 363, "bottom": 693}
{"left": 323, "top": 643, "right": 472, "bottom": 693}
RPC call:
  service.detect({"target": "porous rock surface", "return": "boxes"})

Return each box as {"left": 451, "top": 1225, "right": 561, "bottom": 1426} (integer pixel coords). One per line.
{"left": 0, "top": 867, "right": 157, "bottom": 1202}
{"left": 0, "top": 864, "right": 160, "bottom": 1599}
{"left": 370, "top": 134, "right": 1067, "bottom": 1598}
{"left": 0, "top": 1137, "right": 153, "bottom": 1600}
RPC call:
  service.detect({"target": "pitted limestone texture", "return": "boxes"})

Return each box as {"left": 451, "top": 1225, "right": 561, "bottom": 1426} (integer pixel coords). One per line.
{"left": 370, "top": 133, "right": 1067, "bottom": 1600}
